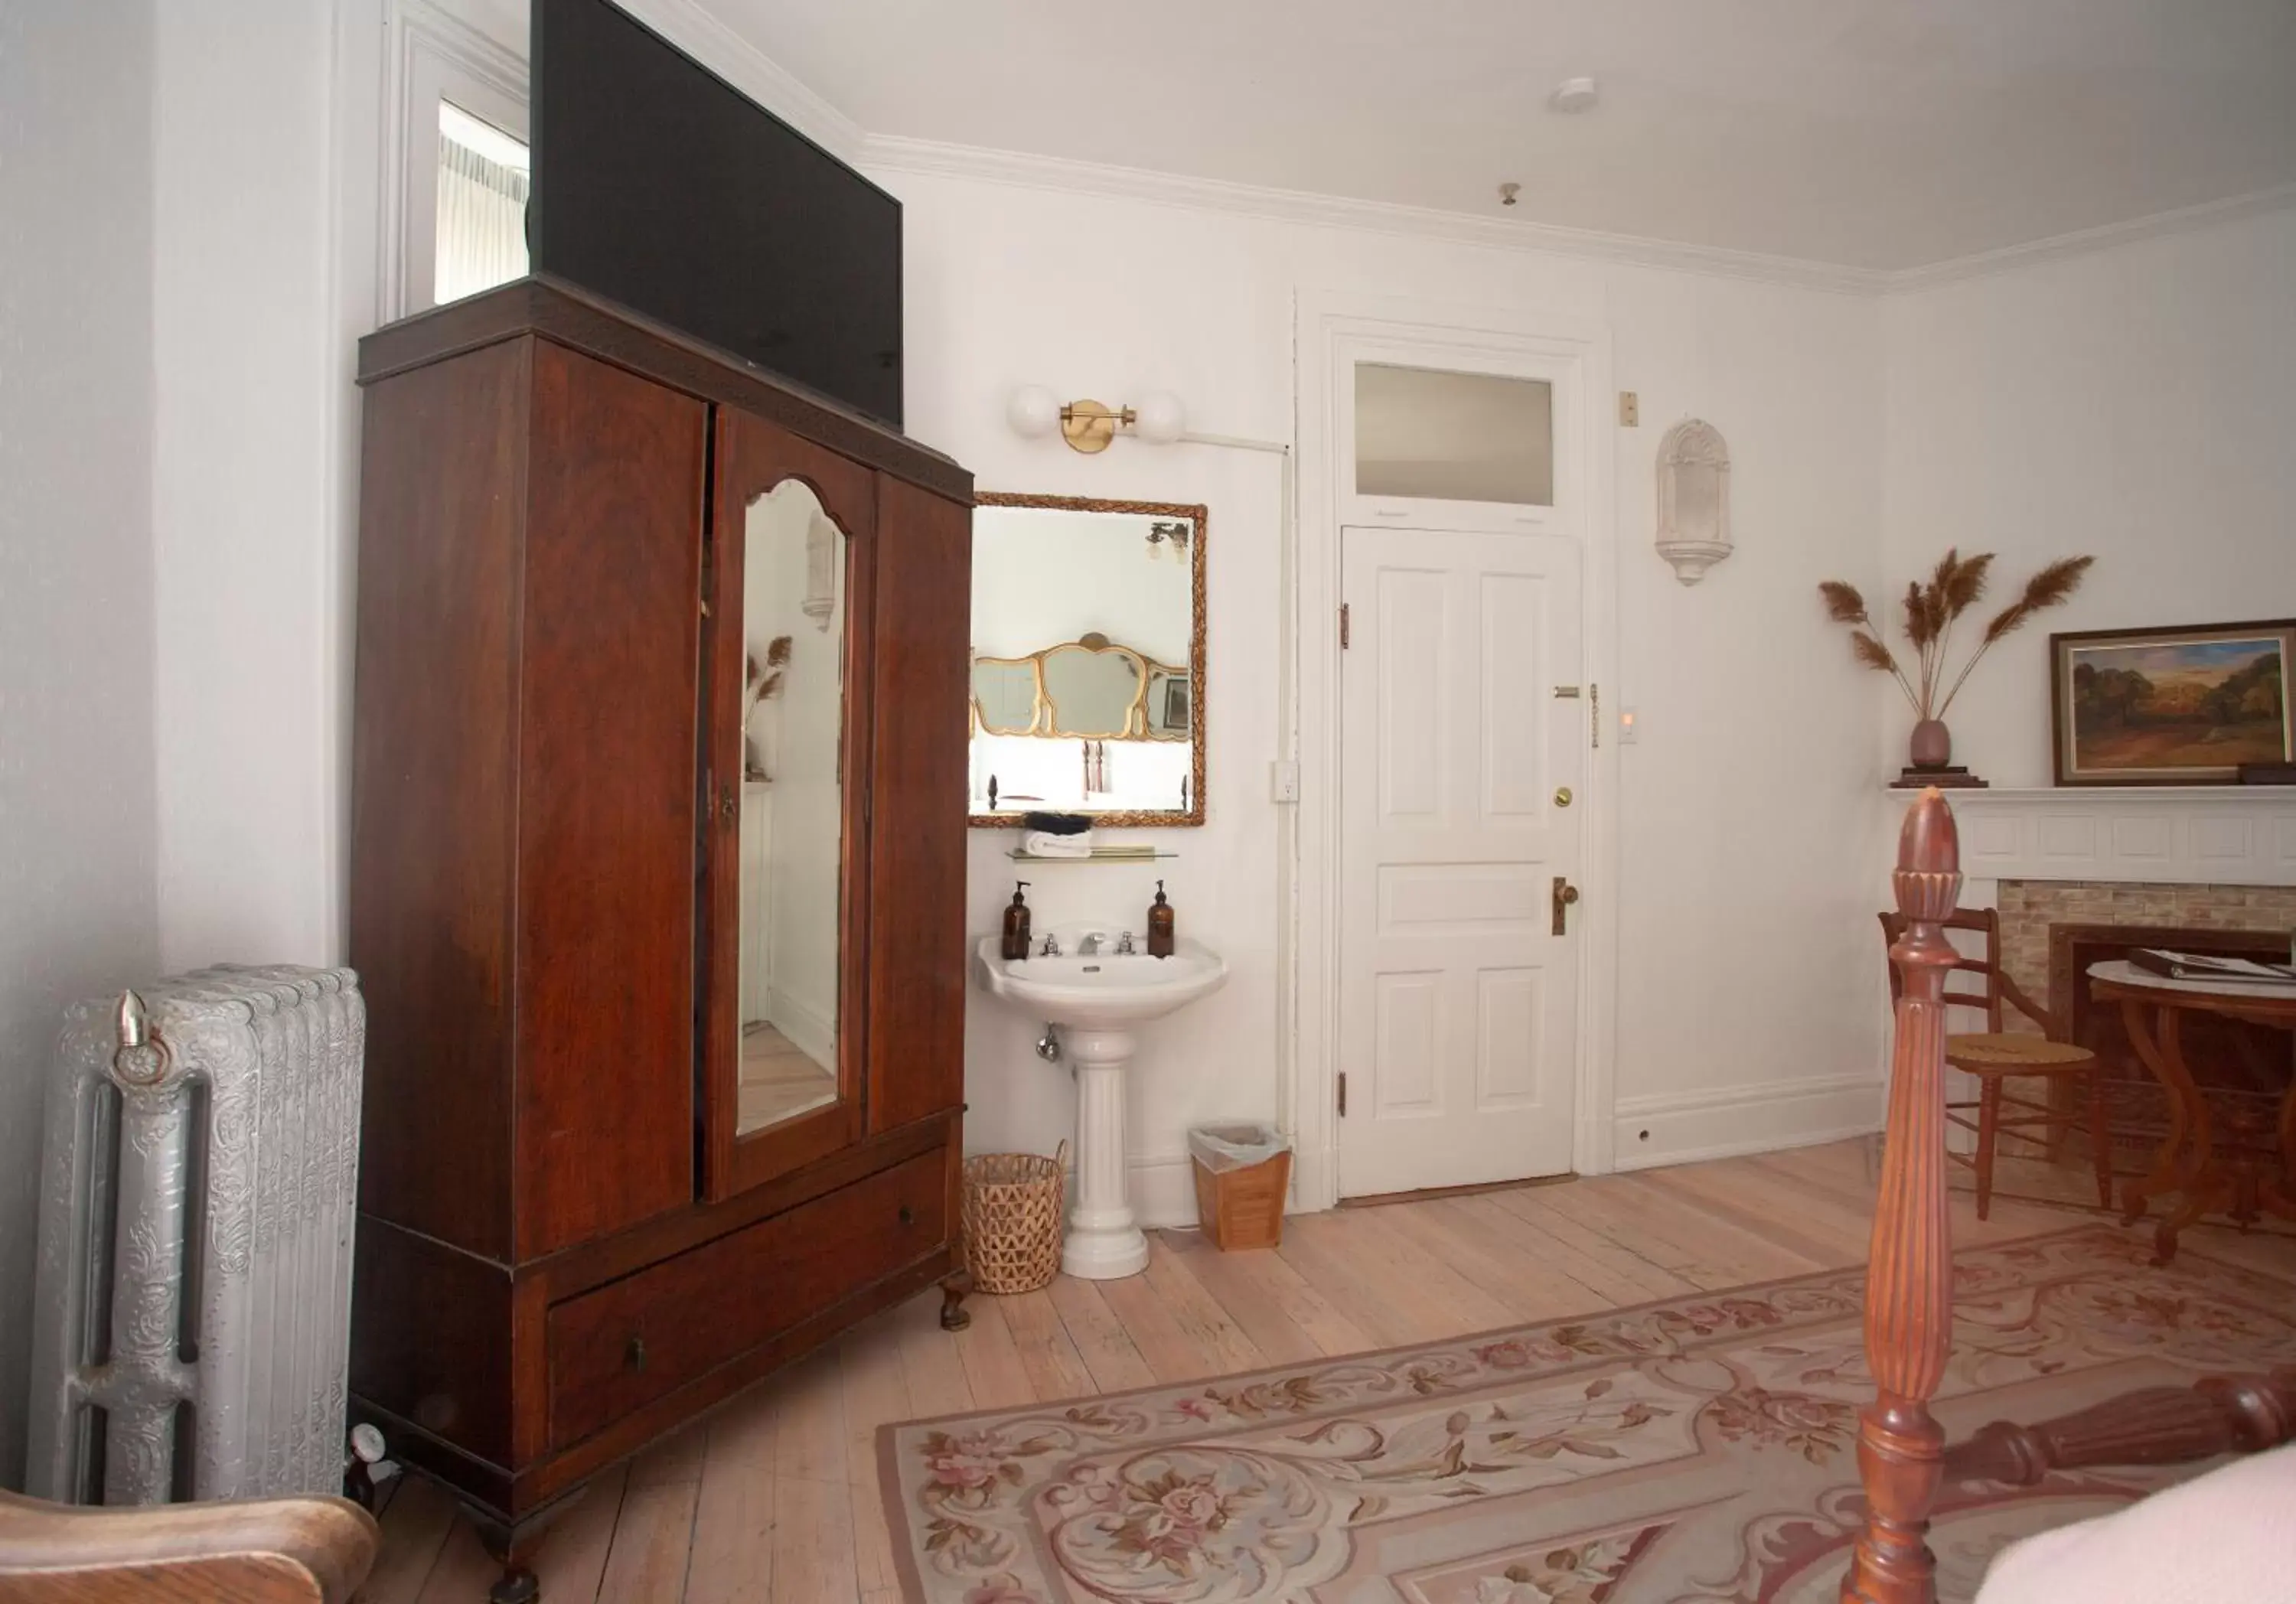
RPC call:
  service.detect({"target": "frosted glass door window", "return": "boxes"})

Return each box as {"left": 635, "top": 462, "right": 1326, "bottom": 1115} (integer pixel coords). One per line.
{"left": 1355, "top": 364, "right": 1553, "bottom": 506}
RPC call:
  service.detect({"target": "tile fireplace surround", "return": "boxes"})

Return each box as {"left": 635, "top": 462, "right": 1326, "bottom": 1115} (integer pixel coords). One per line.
{"left": 1898, "top": 785, "right": 2296, "bottom": 1175}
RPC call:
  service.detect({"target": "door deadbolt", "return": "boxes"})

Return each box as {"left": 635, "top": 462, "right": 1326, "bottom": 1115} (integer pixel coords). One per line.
{"left": 1551, "top": 876, "right": 1580, "bottom": 935}
{"left": 1554, "top": 787, "right": 1573, "bottom": 808}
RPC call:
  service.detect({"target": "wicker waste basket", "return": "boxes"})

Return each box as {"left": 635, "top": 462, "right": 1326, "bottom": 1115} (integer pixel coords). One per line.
{"left": 1189, "top": 1124, "right": 1292, "bottom": 1250}
{"left": 960, "top": 1141, "right": 1068, "bottom": 1294}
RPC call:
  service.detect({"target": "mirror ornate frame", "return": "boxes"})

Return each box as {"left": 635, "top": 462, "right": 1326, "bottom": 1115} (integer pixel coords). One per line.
{"left": 969, "top": 492, "right": 1207, "bottom": 827}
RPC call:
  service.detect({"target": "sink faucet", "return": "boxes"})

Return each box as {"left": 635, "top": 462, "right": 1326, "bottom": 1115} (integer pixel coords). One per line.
{"left": 1078, "top": 931, "right": 1107, "bottom": 956}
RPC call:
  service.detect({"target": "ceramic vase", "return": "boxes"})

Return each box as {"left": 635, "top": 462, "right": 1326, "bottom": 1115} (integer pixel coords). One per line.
{"left": 1909, "top": 717, "right": 1952, "bottom": 770}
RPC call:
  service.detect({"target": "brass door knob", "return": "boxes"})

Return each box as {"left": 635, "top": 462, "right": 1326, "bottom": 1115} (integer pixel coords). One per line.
{"left": 1551, "top": 876, "right": 1580, "bottom": 935}
{"left": 1554, "top": 787, "right": 1573, "bottom": 808}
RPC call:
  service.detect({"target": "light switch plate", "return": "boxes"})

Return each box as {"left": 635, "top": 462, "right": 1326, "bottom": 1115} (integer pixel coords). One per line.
{"left": 1270, "top": 760, "right": 1300, "bottom": 803}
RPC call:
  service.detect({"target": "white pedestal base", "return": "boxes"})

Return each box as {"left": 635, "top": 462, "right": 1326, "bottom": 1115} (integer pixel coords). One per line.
{"left": 1060, "top": 1028, "right": 1149, "bottom": 1280}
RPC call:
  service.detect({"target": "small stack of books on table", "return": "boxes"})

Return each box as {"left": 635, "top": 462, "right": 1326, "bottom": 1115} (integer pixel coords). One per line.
{"left": 2128, "top": 949, "right": 2296, "bottom": 989}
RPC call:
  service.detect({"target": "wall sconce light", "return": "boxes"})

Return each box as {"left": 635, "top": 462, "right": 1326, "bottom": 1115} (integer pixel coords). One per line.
{"left": 1654, "top": 417, "right": 1733, "bottom": 585}
{"left": 1007, "top": 385, "right": 1187, "bottom": 453}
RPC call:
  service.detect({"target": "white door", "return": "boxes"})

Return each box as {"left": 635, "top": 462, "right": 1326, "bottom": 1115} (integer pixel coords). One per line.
{"left": 1336, "top": 526, "right": 1583, "bottom": 1196}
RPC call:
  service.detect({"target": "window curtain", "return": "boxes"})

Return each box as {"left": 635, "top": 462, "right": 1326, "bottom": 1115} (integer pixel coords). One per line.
{"left": 435, "top": 135, "right": 529, "bottom": 305}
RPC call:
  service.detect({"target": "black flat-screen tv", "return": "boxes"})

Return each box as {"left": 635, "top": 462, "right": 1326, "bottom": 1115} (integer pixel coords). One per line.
{"left": 531, "top": 0, "right": 904, "bottom": 428}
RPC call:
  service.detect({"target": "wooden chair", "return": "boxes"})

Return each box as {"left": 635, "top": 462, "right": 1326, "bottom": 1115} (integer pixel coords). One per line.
{"left": 1877, "top": 905, "right": 2112, "bottom": 1220}
{"left": 0, "top": 1487, "right": 377, "bottom": 1602}
{"left": 1841, "top": 791, "right": 2295, "bottom": 1604}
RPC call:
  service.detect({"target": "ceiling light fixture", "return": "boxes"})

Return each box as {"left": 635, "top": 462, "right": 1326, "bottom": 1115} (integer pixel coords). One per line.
{"left": 1550, "top": 76, "right": 1600, "bottom": 114}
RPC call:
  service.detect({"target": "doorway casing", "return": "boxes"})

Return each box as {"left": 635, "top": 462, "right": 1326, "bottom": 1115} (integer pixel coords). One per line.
{"left": 1286, "top": 290, "right": 1619, "bottom": 1211}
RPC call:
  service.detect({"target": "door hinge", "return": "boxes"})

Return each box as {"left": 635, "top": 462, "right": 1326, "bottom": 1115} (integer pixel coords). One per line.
{"left": 1590, "top": 683, "right": 1600, "bottom": 749}
{"left": 1337, "top": 1072, "right": 1348, "bottom": 1117}
{"left": 1339, "top": 602, "right": 1350, "bottom": 650}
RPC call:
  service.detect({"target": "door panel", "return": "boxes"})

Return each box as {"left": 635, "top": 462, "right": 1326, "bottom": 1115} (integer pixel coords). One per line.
{"left": 1337, "top": 527, "right": 1581, "bottom": 1196}
{"left": 701, "top": 409, "right": 878, "bottom": 1201}
{"left": 514, "top": 340, "right": 704, "bottom": 1258}
{"left": 868, "top": 475, "right": 973, "bottom": 1133}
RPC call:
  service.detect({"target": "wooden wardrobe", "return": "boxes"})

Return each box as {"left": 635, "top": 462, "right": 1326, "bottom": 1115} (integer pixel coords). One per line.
{"left": 346, "top": 278, "right": 972, "bottom": 1599}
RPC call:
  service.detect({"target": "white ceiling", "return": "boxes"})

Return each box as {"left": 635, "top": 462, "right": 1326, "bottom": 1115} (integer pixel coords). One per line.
{"left": 712, "top": 0, "right": 2296, "bottom": 270}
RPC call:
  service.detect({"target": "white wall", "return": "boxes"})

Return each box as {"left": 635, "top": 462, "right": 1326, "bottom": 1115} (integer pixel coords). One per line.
{"left": 1883, "top": 208, "right": 2296, "bottom": 784}
{"left": 882, "top": 164, "right": 1890, "bottom": 1215}
{"left": 0, "top": 0, "right": 162, "bottom": 1486}
{"left": 151, "top": 1, "right": 354, "bottom": 973}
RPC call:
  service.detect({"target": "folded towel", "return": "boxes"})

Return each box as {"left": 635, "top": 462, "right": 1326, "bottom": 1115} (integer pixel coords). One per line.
{"left": 1024, "top": 830, "right": 1094, "bottom": 859}
{"left": 1022, "top": 810, "right": 1094, "bottom": 836}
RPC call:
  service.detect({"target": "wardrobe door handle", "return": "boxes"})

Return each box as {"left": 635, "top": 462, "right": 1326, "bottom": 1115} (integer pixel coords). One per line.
{"left": 898, "top": 1205, "right": 916, "bottom": 1227}
{"left": 625, "top": 1335, "right": 647, "bottom": 1373}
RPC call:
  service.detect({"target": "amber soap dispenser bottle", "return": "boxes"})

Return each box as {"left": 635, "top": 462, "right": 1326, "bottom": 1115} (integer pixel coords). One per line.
{"left": 1146, "top": 879, "right": 1176, "bottom": 957}
{"left": 1001, "top": 882, "right": 1032, "bottom": 960}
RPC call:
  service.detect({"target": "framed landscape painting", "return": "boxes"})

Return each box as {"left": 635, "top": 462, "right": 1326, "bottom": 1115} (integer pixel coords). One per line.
{"left": 2052, "top": 618, "right": 2293, "bottom": 785}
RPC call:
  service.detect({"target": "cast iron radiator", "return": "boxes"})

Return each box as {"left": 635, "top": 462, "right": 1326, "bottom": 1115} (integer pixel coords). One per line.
{"left": 27, "top": 965, "right": 364, "bottom": 1504}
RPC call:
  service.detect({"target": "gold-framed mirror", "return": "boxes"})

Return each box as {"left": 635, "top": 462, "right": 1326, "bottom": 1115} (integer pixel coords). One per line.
{"left": 969, "top": 494, "right": 1205, "bottom": 826}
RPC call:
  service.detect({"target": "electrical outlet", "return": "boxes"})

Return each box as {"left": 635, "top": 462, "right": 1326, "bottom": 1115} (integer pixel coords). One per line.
{"left": 1270, "top": 760, "right": 1300, "bottom": 803}
{"left": 1618, "top": 391, "right": 1639, "bottom": 427}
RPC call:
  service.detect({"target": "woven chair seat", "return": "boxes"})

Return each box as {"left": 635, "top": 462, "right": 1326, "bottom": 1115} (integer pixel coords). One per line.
{"left": 1944, "top": 1032, "right": 2095, "bottom": 1072}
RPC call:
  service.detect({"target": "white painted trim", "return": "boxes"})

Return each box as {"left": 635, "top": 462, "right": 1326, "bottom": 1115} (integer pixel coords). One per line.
{"left": 1906, "top": 787, "right": 2296, "bottom": 888}
{"left": 861, "top": 136, "right": 2296, "bottom": 299}
{"left": 380, "top": 0, "right": 530, "bottom": 321}
{"left": 1290, "top": 292, "right": 1619, "bottom": 1211}
{"left": 1886, "top": 184, "right": 2296, "bottom": 293}
{"left": 861, "top": 135, "right": 1886, "bottom": 297}
{"left": 1612, "top": 1071, "right": 1884, "bottom": 1172}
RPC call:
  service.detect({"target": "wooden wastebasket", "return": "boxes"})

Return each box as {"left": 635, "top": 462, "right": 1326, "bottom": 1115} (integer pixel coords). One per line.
{"left": 1192, "top": 1143, "right": 1292, "bottom": 1251}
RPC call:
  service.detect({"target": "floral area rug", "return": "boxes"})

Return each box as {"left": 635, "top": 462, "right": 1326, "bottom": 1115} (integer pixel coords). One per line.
{"left": 879, "top": 1227, "right": 2296, "bottom": 1602}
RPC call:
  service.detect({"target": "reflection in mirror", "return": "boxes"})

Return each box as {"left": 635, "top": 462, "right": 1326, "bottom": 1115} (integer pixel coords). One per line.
{"left": 970, "top": 657, "right": 1042, "bottom": 735}
{"left": 1041, "top": 640, "right": 1147, "bottom": 738}
{"left": 737, "top": 481, "right": 846, "bottom": 1136}
{"left": 970, "top": 497, "right": 1205, "bottom": 823}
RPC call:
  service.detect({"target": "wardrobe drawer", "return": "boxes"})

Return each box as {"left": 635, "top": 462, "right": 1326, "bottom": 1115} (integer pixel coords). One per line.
{"left": 546, "top": 1149, "right": 947, "bottom": 1447}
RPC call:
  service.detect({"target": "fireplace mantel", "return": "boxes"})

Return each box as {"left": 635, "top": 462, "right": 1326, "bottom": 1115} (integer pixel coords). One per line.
{"left": 1880, "top": 786, "right": 2296, "bottom": 887}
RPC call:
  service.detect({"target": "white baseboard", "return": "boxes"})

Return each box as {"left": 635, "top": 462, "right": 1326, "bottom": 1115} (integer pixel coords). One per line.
{"left": 1129, "top": 1153, "right": 1202, "bottom": 1230}
{"left": 765, "top": 987, "right": 836, "bottom": 1071}
{"left": 1611, "top": 1071, "right": 1883, "bottom": 1171}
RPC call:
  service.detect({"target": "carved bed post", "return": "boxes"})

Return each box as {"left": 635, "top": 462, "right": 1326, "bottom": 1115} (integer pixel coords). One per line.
{"left": 1843, "top": 789, "right": 1962, "bottom": 1604}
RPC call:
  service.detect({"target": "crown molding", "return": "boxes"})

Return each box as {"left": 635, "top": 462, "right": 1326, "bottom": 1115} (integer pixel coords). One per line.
{"left": 616, "top": 0, "right": 863, "bottom": 164}
{"left": 859, "top": 133, "right": 1892, "bottom": 296}
{"left": 1885, "top": 183, "right": 2296, "bottom": 294}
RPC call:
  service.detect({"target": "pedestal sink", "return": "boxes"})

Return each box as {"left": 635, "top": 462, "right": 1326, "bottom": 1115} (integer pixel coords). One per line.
{"left": 977, "top": 928, "right": 1228, "bottom": 1279}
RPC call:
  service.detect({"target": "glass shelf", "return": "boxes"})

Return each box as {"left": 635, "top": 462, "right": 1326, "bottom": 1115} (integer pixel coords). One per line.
{"left": 1005, "top": 849, "right": 1179, "bottom": 863}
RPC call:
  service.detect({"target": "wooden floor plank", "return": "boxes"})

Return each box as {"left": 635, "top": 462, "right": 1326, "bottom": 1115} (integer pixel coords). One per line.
{"left": 595, "top": 1474, "right": 700, "bottom": 1604}
{"left": 1397, "top": 1196, "right": 1618, "bottom": 1322}
{"left": 894, "top": 1286, "right": 977, "bottom": 1421}
{"left": 527, "top": 1465, "right": 629, "bottom": 1604}
{"left": 1045, "top": 1273, "right": 1158, "bottom": 1393}
{"left": 999, "top": 1285, "right": 1101, "bottom": 1403}
{"left": 360, "top": 1475, "right": 458, "bottom": 1604}
{"left": 1097, "top": 1251, "right": 1256, "bottom": 1384}
{"left": 765, "top": 1472, "right": 858, "bottom": 1604}
{"left": 771, "top": 1345, "right": 850, "bottom": 1486}
{"left": 685, "top": 1397, "right": 777, "bottom": 1604}
{"left": 1140, "top": 1236, "right": 1269, "bottom": 1376}
{"left": 1270, "top": 1213, "right": 1433, "bottom": 1348}
{"left": 1156, "top": 1232, "right": 1336, "bottom": 1364}
{"left": 1471, "top": 1190, "right": 1687, "bottom": 1305}
{"left": 951, "top": 1289, "right": 1039, "bottom": 1410}
{"left": 838, "top": 1316, "right": 918, "bottom": 1597}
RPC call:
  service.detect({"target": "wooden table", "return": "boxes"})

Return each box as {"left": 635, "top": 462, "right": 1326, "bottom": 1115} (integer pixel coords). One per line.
{"left": 2089, "top": 959, "right": 2296, "bottom": 1264}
